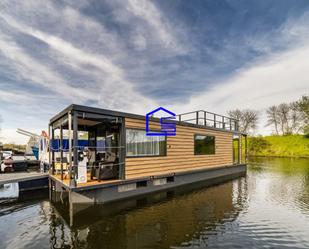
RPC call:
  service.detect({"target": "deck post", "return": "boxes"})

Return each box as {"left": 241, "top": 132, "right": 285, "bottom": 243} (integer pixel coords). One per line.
{"left": 51, "top": 125, "right": 55, "bottom": 175}
{"left": 68, "top": 111, "right": 74, "bottom": 187}
{"left": 222, "top": 116, "right": 225, "bottom": 129}
{"left": 196, "top": 111, "right": 199, "bottom": 125}
{"left": 214, "top": 114, "right": 216, "bottom": 128}
{"left": 73, "top": 111, "right": 78, "bottom": 184}
{"left": 238, "top": 135, "right": 242, "bottom": 164}
{"left": 245, "top": 135, "right": 248, "bottom": 163}
{"left": 119, "top": 117, "right": 126, "bottom": 180}
{"left": 204, "top": 111, "right": 206, "bottom": 126}
{"left": 60, "top": 125, "right": 63, "bottom": 180}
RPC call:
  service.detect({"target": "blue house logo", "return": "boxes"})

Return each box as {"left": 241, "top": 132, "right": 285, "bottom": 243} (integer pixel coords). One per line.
{"left": 146, "top": 107, "right": 176, "bottom": 136}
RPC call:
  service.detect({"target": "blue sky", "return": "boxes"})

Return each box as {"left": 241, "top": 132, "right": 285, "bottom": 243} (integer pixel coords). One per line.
{"left": 0, "top": 0, "right": 309, "bottom": 143}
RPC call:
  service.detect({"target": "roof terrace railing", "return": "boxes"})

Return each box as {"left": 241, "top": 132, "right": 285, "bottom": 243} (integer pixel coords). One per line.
{"left": 174, "top": 110, "right": 239, "bottom": 132}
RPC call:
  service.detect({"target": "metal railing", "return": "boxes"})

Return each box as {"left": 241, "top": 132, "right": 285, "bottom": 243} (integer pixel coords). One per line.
{"left": 175, "top": 110, "right": 239, "bottom": 132}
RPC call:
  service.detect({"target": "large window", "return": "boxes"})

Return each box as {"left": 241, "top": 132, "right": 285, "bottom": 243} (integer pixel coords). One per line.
{"left": 126, "top": 129, "right": 166, "bottom": 157}
{"left": 194, "top": 135, "right": 215, "bottom": 155}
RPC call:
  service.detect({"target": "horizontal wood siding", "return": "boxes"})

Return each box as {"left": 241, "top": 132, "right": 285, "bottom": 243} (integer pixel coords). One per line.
{"left": 125, "top": 118, "right": 233, "bottom": 180}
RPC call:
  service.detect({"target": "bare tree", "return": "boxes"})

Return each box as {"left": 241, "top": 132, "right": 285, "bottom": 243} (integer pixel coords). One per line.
{"left": 228, "top": 109, "right": 259, "bottom": 134}
{"left": 296, "top": 95, "right": 309, "bottom": 134}
{"left": 277, "top": 103, "right": 291, "bottom": 135}
{"left": 266, "top": 106, "right": 279, "bottom": 135}
{"left": 290, "top": 102, "right": 303, "bottom": 134}
{"left": 266, "top": 99, "right": 305, "bottom": 135}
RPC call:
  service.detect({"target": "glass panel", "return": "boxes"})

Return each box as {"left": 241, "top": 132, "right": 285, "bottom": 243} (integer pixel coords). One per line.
{"left": 194, "top": 135, "right": 215, "bottom": 155}
{"left": 126, "top": 129, "right": 166, "bottom": 157}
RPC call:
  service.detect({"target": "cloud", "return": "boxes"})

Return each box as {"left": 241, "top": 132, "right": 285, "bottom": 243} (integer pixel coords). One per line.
{"left": 108, "top": 0, "right": 188, "bottom": 54}
{"left": 0, "top": 33, "right": 94, "bottom": 102}
{"left": 1, "top": 0, "right": 309, "bottom": 143}
{"left": 0, "top": 2, "right": 157, "bottom": 111}
{"left": 172, "top": 42, "right": 309, "bottom": 134}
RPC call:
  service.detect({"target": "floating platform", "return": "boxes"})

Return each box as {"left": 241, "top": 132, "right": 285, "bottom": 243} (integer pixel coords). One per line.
{"left": 0, "top": 172, "right": 49, "bottom": 191}
{"left": 50, "top": 164, "right": 246, "bottom": 216}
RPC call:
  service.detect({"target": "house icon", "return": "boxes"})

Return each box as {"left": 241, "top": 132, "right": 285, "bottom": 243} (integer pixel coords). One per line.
{"left": 146, "top": 107, "right": 177, "bottom": 136}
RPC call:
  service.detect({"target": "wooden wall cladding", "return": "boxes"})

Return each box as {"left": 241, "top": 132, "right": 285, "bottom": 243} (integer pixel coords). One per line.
{"left": 125, "top": 118, "right": 233, "bottom": 180}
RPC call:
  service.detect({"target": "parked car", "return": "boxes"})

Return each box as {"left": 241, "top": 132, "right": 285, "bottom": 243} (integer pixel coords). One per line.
{"left": 0, "top": 155, "right": 14, "bottom": 173}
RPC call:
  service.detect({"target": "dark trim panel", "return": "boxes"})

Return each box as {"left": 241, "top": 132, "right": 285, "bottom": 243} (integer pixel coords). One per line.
{"left": 65, "top": 163, "right": 247, "bottom": 192}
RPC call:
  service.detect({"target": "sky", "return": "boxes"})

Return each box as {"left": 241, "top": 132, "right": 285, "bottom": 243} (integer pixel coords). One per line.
{"left": 0, "top": 0, "right": 308, "bottom": 144}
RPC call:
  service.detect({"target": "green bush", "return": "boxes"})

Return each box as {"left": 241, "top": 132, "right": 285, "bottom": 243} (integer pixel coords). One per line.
{"left": 248, "top": 136, "right": 271, "bottom": 155}
{"left": 248, "top": 135, "right": 309, "bottom": 157}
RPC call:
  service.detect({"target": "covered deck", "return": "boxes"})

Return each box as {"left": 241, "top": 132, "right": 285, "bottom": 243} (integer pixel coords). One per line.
{"left": 49, "top": 105, "right": 126, "bottom": 189}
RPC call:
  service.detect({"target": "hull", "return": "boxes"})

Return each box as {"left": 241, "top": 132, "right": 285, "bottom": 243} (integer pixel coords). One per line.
{"left": 50, "top": 164, "right": 246, "bottom": 215}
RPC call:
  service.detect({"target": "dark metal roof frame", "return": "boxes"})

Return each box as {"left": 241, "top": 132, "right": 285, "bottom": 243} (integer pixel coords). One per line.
{"left": 49, "top": 104, "right": 246, "bottom": 135}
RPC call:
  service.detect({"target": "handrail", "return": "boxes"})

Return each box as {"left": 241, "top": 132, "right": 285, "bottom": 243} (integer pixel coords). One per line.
{"left": 173, "top": 110, "right": 239, "bottom": 132}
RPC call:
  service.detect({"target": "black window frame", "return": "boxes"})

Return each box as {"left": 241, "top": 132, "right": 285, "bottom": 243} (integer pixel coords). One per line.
{"left": 194, "top": 134, "right": 216, "bottom": 155}
{"left": 125, "top": 128, "right": 167, "bottom": 158}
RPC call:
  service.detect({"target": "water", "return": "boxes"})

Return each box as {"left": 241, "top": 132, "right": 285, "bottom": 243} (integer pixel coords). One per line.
{"left": 0, "top": 157, "right": 309, "bottom": 249}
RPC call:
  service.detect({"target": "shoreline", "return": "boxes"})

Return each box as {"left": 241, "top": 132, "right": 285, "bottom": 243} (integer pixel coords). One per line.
{"left": 248, "top": 155, "right": 309, "bottom": 159}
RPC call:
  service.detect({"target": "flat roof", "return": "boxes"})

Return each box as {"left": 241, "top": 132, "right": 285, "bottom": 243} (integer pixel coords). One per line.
{"left": 49, "top": 104, "right": 147, "bottom": 124}
{"left": 50, "top": 104, "right": 244, "bottom": 135}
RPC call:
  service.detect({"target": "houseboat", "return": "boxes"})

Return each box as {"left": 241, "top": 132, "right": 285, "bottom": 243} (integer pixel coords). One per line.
{"left": 49, "top": 104, "right": 247, "bottom": 214}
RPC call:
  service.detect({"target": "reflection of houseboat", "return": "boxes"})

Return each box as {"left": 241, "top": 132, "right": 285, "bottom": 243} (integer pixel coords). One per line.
{"left": 49, "top": 104, "right": 247, "bottom": 212}
{"left": 50, "top": 177, "right": 247, "bottom": 247}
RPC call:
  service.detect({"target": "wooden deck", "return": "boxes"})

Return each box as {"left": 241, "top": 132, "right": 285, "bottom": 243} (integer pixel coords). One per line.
{"left": 0, "top": 172, "right": 48, "bottom": 185}
{"left": 51, "top": 173, "right": 121, "bottom": 188}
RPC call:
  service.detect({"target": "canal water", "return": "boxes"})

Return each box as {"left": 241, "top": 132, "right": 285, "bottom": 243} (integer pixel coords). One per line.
{"left": 0, "top": 157, "right": 309, "bottom": 249}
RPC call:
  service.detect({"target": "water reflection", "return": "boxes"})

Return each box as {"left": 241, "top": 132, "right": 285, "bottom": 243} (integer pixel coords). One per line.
{"left": 49, "top": 178, "right": 247, "bottom": 249}
{"left": 1, "top": 157, "right": 309, "bottom": 249}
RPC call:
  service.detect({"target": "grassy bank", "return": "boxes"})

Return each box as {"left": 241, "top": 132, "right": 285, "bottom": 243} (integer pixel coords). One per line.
{"left": 248, "top": 135, "right": 309, "bottom": 158}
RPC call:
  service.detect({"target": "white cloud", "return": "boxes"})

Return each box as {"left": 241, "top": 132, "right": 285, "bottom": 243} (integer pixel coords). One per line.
{"left": 0, "top": 0, "right": 309, "bottom": 143}
{"left": 110, "top": 0, "right": 188, "bottom": 54}
{"left": 0, "top": 33, "right": 93, "bottom": 101}
{"left": 126, "top": 0, "right": 180, "bottom": 49}
{"left": 0, "top": 4, "right": 157, "bottom": 111}
{"left": 172, "top": 42, "right": 309, "bottom": 134}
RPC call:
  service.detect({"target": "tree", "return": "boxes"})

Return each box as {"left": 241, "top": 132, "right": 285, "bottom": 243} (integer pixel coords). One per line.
{"left": 277, "top": 103, "right": 291, "bottom": 135}
{"left": 266, "top": 96, "right": 308, "bottom": 135}
{"left": 266, "top": 106, "right": 279, "bottom": 135}
{"left": 228, "top": 109, "right": 259, "bottom": 134}
{"left": 296, "top": 95, "right": 309, "bottom": 135}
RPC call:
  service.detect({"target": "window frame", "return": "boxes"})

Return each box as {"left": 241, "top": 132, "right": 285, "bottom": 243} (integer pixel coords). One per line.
{"left": 125, "top": 128, "right": 167, "bottom": 158}
{"left": 194, "top": 134, "right": 216, "bottom": 155}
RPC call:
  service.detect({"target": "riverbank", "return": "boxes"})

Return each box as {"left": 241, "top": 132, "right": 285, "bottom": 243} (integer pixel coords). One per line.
{"left": 248, "top": 135, "right": 309, "bottom": 158}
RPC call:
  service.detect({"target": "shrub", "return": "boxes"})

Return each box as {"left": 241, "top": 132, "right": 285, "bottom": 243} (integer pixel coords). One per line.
{"left": 248, "top": 136, "right": 271, "bottom": 155}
